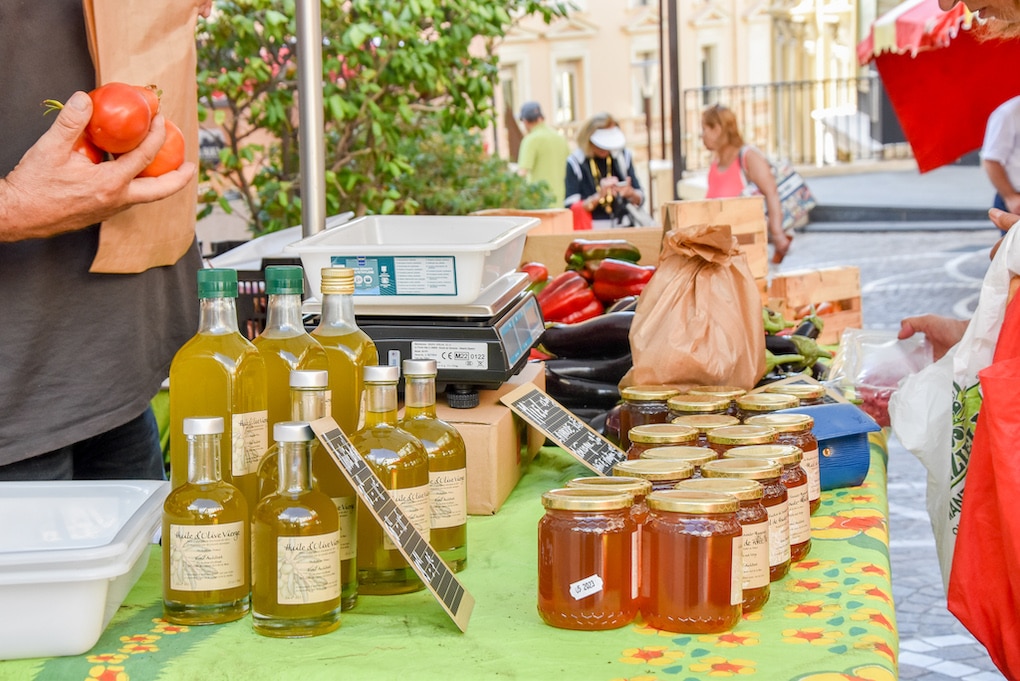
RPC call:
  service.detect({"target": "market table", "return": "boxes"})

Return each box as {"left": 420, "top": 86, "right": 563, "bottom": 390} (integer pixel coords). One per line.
{"left": 0, "top": 434, "right": 896, "bottom": 681}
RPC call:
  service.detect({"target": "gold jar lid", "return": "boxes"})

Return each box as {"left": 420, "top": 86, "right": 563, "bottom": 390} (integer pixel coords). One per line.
{"left": 646, "top": 489, "right": 739, "bottom": 514}
{"left": 640, "top": 446, "right": 718, "bottom": 467}
{"left": 765, "top": 383, "right": 827, "bottom": 401}
{"left": 702, "top": 457, "right": 783, "bottom": 481}
{"left": 688, "top": 385, "right": 747, "bottom": 399}
{"left": 628, "top": 423, "right": 699, "bottom": 445}
{"left": 613, "top": 459, "right": 695, "bottom": 482}
{"left": 620, "top": 385, "right": 681, "bottom": 402}
{"left": 671, "top": 414, "right": 740, "bottom": 432}
{"left": 566, "top": 475, "right": 654, "bottom": 498}
{"left": 735, "top": 393, "right": 799, "bottom": 413}
{"left": 724, "top": 444, "right": 803, "bottom": 466}
{"left": 745, "top": 413, "right": 814, "bottom": 433}
{"left": 675, "top": 477, "right": 764, "bottom": 501}
{"left": 706, "top": 424, "right": 778, "bottom": 446}
{"left": 541, "top": 488, "right": 634, "bottom": 511}
{"left": 667, "top": 393, "right": 731, "bottom": 413}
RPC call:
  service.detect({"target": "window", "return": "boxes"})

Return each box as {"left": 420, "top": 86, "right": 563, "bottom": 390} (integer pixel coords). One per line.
{"left": 700, "top": 44, "right": 717, "bottom": 106}
{"left": 633, "top": 50, "right": 657, "bottom": 117}
{"left": 554, "top": 60, "right": 581, "bottom": 126}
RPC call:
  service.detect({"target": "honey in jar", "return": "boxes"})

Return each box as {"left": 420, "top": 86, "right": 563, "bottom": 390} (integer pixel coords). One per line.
{"left": 745, "top": 413, "right": 820, "bottom": 514}
{"left": 642, "top": 490, "right": 742, "bottom": 633}
{"left": 764, "top": 382, "right": 827, "bottom": 406}
{"left": 724, "top": 444, "right": 812, "bottom": 562}
{"left": 706, "top": 424, "right": 778, "bottom": 457}
{"left": 702, "top": 458, "right": 790, "bottom": 582}
{"left": 626, "top": 423, "right": 699, "bottom": 460}
{"left": 618, "top": 386, "right": 681, "bottom": 451}
{"left": 675, "top": 477, "right": 770, "bottom": 613}
{"left": 613, "top": 458, "right": 695, "bottom": 491}
{"left": 734, "top": 392, "right": 799, "bottom": 422}
{"left": 566, "top": 475, "right": 653, "bottom": 525}
{"left": 537, "top": 488, "right": 638, "bottom": 630}
{"left": 666, "top": 393, "right": 731, "bottom": 420}
{"left": 639, "top": 446, "right": 718, "bottom": 477}
{"left": 687, "top": 385, "right": 747, "bottom": 416}
{"left": 671, "top": 414, "right": 740, "bottom": 447}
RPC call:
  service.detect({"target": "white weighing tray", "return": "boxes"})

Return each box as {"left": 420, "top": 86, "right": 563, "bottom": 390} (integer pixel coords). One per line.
{"left": 0, "top": 480, "right": 169, "bottom": 660}
{"left": 286, "top": 214, "right": 538, "bottom": 307}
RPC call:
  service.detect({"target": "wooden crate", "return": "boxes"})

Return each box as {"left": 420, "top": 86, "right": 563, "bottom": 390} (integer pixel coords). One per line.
{"left": 767, "top": 266, "right": 863, "bottom": 345}
{"left": 520, "top": 226, "right": 665, "bottom": 270}
{"left": 472, "top": 208, "right": 573, "bottom": 236}
{"left": 660, "top": 197, "right": 769, "bottom": 279}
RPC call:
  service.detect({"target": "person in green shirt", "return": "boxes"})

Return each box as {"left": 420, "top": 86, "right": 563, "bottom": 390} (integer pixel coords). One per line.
{"left": 517, "top": 101, "right": 570, "bottom": 208}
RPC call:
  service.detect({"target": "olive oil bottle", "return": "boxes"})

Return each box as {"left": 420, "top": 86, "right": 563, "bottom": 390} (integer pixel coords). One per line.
{"left": 257, "top": 370, "right": 359, "bottom": 610}
{"left": 352, "top": 365, "right": 429, "bottom": 594}
{"left": 253, "top": 422, "right": 341, "bottom": 638}
{"left": 163, "top": 417, "right": 250, "bottom": 625}
{"left": 169, "top": 268, "right": 267, "bottom": 516}
{"left": 398, "top": 359, "right": 467, "bottom": 572}
{"left": 252, "top": 265, "right": 328, "bottom": 435}
{"left": 310, "top": 267, "right": 378, "bottom": 435}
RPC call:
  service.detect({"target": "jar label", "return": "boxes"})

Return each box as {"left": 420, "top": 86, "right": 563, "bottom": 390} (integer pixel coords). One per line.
{"left": 383, "top": 484, "right": 431, "bottom": 551}
{"left": 429, "top": 469, "right": 467, "bottom": 529}
{"left": 569, "top": 574, "right": 604, "bottom": 601}
{"left": 802, "top": 446, "right": 821, "bottom": 501}
{"left": 766, "top": 501, "right": 791, "bottom": 566}
{"left": 789, "top": 483, "right": 812, "bottom": 545}
{"left": 331, "top": 495, "right": 357, "bottom": 561}
{"left": 741, "top": 520, "right": 770, "bottom": 589}
{"left": 169, "top": 521, "right": 245, "bottom": 592}
{"left": 731, "top": 536, "right": 743, "bottom": 606}
{"left": 231, "top": 410, "right": 268, "bottom": 477}
{"left": 276, "top": 531, "right": 341, "bottom": 605}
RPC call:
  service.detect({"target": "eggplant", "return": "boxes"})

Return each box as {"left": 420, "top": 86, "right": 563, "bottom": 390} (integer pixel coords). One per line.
{"left": 606, "top": 296, "right": 639, "bottom": 313}
{"left": 540, "top": 311, "right": 634, "bottom": 359}
{"left": 545, "top": 353, "right": 632, "bottom": 384}
{"left": 764, "top": 333, "right": 799, "bottom": 356}
{"left": 544, "top": 369, "right": 621, "bottom": 409}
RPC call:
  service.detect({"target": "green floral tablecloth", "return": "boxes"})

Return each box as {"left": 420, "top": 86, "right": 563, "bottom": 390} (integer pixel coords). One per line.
{"left": 0, "top": 434, "right": 895, "bottom": 681}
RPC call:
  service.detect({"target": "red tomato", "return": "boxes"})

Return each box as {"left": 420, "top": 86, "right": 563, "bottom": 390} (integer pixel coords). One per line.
{"left": 137, "top": 119, "right": 185, "bottom": 178}
{"left": 73, "top": 135, "right": 104, "bottom": 164}
{"left": 86, "top": 82, "right": 153, "bottom": 154}
{"left": 133, "top": 84, "right": 160, "bottom": 116}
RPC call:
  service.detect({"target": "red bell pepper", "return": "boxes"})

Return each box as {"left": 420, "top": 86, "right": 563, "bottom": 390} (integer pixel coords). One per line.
{"left": 591, "top": 258, "right": 655, "bottom": 303}
{"left": 536, "top": 270, "right": 598, "bottom": 322}
{"left": 554, "top": 298, "right": 603, "bottom": 324}
{"left": 520, "top": 261, "right": 550, "bottom": 294}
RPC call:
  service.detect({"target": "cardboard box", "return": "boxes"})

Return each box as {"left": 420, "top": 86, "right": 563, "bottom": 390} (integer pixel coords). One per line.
{"left": 434, "top": 361, "right": 546, "bottom": 515}
{"left": 471, "top": 208, "right": 573, "bottom": 236}
{"left": 660, "top": 197, "right": 769, "bottom": 279}
{"left": 520, "top": 226, "right": 665, "bottom": 270}
{"left": 767, "top": 266, "right": 863, "bottom": 345}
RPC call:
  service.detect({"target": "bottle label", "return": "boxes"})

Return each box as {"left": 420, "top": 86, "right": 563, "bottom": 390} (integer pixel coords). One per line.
{"left": 766, "top": 500, "right": 791, "bottom": 566}
{"left": 731, "top": 536, "right": 743, "bottom": 606}
{"left": 383, "top": 484, "right": 431, "bottom": 551}
{"left": 168, "top": 521, "right": 245, "bottom": 592}
{"left": 276, "top": 531, "right": 341, "bottom": 605}
{"left": 429, "top": 469, "right": 467, "bottom": 529}
{"left": 741, "top": 520, "right": 771, "bottom": 589}
{"left": 332, "top": 495, "right": 357, "bottom": 561}
{"left": 569, "top": 574, "right": 604, "bottom": 601}
{"left": 801, "top": 445, "right": 821, "bottom": 501}
{"left": 789, "top": 483, "right": 812, "bottom": 545}
{"left": 232, "top": 410, "right": 268, "bottom": 477}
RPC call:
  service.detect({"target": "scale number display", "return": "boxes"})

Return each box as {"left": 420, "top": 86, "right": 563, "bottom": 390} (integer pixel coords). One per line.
{"left": 500, "top": 384, "right": 626, "bottom": 476}
{"left": 310, "top": 417, "right": 474, "bottom": 632}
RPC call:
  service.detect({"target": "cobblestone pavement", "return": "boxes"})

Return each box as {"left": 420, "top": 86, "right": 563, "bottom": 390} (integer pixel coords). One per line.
{"left": 783, "top": 227, "right": 1007, "bottom": 680}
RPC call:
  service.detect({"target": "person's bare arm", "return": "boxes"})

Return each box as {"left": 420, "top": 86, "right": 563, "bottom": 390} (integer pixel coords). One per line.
{"left": 744, "top": 149, "right": 791, "bottom": 263}
{"left": 982, "top": 159, "right": 1020, "bottom": 214}
{"left": 898, "top": 315, "right": 969, "bottom": 361}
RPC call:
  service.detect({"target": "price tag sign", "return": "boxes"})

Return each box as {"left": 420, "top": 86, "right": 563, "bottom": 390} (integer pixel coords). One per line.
{"left": 500, "top": 383, "right": 626, "bottom": 476}
{"left": 309, "top": 417, "right": 475, "bottom": 632}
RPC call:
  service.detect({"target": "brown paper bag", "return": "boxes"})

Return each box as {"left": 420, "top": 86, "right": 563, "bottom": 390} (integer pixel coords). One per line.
{"left": 82, "top": 0, "right": 201, "bottom": 274}
{"left": 620, "top": 224, "right": 766, "bottom": 390}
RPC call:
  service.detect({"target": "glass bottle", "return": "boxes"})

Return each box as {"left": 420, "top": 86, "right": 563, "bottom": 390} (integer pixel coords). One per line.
{"left": 670, "top": 414, "right": 740, "bottom": 447}
{"left": 352, "top": 365, "right": 430, "bottom": 595}
{"left": 252, "top": 422, "right": 341, "bottom": 638}
{"left": 162, "top": 417, "right": 250, "bottom": 625}
{"left": 169, "top": 268, "right": 268, "bottom": 516}
{"left": 538, "top": 488, "right": 638, "bottom": 630}
{"left": 398, "top": 359, "right": 467, "bottom": 572}
{"left": 310, "top": 267, "right": 378, "bottom": 435}
{"left": 734, "top": 392, "right": 799, "bottom": 422}
{"left": 252, "top": 265, "right": 329, "bottom": 435}
{"left": 257, "top": 370, "right": 358, "bottom": 610}
{"left": 625, "top": 423, "right": 699, "bottom": 460}
{"left": 745, "top": 413, "right": 821, "bottom": 514}
{"left": 618, "top": 386, "right": 680, "bottom": 452}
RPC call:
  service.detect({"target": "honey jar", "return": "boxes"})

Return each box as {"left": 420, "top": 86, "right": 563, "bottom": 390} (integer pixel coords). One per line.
{"left": 745, "top": 413, "right": 820, "bottom": 513}
{"left": 626, "top": 423, "right": 699, "bottom": 460}
{"left": 639, "top": 445, "right": 718, "bottom": 477}
{"left": 666, "top": 393, "right": 731, "bottom": 420}
{"left": 734, "top": 392, "right": 799, "bottom": 422}
{"left": 687, "top": 385, "right": 747, "bottom": 416}
{"left": 671, "top": 414, "right": 740, "bottom": 447}
{"left": 764, "top": 382, "right": 827, "bottom": 406}
{"left": 618, "top": 386, "right": 680, "bottom": 452}
{"left": 706, "top": 424, "right": 778, "bottom": 457}
{"left": 613, "top": 459, "right": 695, "bottom": 491}
{"left": 566, "top": 475, "right": 654, "bottom": 525}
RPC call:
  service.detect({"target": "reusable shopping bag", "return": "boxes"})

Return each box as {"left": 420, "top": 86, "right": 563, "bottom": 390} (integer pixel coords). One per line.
{"left": 739, "top": 146, "right": 816, "bottom": 232}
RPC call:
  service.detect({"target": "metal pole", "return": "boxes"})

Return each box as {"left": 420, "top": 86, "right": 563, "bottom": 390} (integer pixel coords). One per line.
{"left": 668, "top": 0, "right": 683, "bottom": 199}
{"left": 296, "top": 0, "right": 326, "bottom": 237}
{"left": 644, "top": 93, "right": 654, "bottom": 213}
{"left": 658, "top": 0, "right": 667, "bottom": 161}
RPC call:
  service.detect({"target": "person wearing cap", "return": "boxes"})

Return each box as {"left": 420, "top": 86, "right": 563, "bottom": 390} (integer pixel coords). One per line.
{"left": 516, "top": 101, "right": 570, "bottom": 208}
{"left": 564, "top": 112, "right": 645, "bottom": 227}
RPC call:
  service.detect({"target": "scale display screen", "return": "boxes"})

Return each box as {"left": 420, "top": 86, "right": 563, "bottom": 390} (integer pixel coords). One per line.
{"left": 496, "top": 295, "right": 544, "bottom": 366}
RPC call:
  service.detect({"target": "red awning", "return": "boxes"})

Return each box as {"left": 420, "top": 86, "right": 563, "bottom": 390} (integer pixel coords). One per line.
{"left": 857, "top": 0, "right": 972, "bottom": 65}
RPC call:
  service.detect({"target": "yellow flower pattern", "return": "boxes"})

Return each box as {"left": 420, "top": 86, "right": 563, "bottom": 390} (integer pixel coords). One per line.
{"left": 619, "top": 646, "right": 685, "bottom": 666}
{"left": 687, "top": 656, "right": 757, "bottom": 676}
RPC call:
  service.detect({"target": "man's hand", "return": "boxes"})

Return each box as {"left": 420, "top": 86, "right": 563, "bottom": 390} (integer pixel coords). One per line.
{"left": 898, "top": 314, "right": 969, "bottom": 361}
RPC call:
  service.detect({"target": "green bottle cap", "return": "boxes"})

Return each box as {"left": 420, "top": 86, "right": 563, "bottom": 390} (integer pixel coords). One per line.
{"left": 197, "top": 268, "right": 238, "bottom": 299}
{"left": 265, "top": 265, "right": 305, "bottom": 295}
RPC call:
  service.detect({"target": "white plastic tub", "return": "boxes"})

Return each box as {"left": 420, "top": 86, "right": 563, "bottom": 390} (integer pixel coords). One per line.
{"left": 285, "top": 215, "right": 538, "bottom": 307}
{"left": 0, "top": 480, "right": 169, "bottom": 660}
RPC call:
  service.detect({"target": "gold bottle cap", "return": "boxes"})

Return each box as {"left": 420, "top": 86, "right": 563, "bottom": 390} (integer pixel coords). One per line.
{"left": 706, "top": 425, "right": 778, "bottom": 446}
{"left": 321, "top": 267, "right": 356, "bottom": 295}
{"left": 702, "top": 457, "right": 783, "bottom": 481}
{"left": 566, "top": 475, "right": 653, "bottom": 498}
{"left": 765, "top": 383, "right": 827, "bottom": 401}
{"left": 639, "top": 446, "right": 718, "bottom": 467}
{"left": 688, "top": 385, "right": 747, "bottom": 399}
{"left": 620, "top": 385, "right": 681, "bottom": 402}
{"left": 745, "top": 413, "right": 814, "bottom": 433}
{"left": 613, "top": 458, "right": 695, "bottom": 482}
{"left": 735, "top": 393, "right": 799, "bottom": 412}
{"left": 671, "top": 414, "right": 740, "bottom": 432}
{"left": 724, "top": 444, "right": 803, "bottom": 466}
{"left": 628, "top": 423, "right": 699, "bottom": 445}
{"left": 666, "top": 393, "right": 731, "bottom": 413}
{"left": 646, "top": 489, "right": 739, "bottom": 514}
{"left": 541, "top": 487, "right": 634, "bottom": 511}
{"left": 675, "top": 477, "right": 764, "bottom": 501}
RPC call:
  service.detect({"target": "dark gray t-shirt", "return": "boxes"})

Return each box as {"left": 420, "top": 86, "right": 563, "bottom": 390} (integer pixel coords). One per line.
{"left": 0, "top": 0, "right": 200, "bottom": 464}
